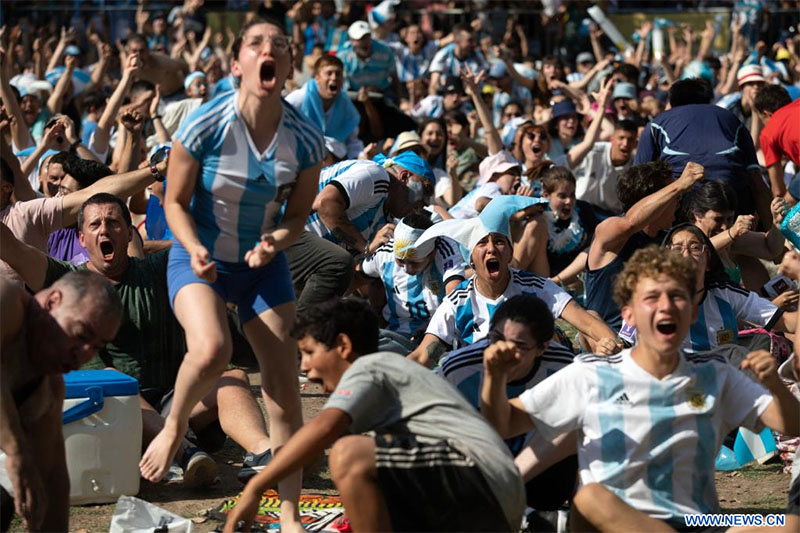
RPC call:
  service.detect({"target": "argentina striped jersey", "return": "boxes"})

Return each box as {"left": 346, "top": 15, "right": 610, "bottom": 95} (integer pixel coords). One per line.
{"left": 426, "top": 268, "right": 573, "bottom": 347}
{"left": 305, "top": 159, "right": 390, "bottom": 245}
{"left": 361, "top": 237, "right": 465, "bottom": 337}
{"left": 517, "top": 348, "right": 773, "bottom": 520}
{"left": 174, "top": 91, "right": 325, "bottom": 262}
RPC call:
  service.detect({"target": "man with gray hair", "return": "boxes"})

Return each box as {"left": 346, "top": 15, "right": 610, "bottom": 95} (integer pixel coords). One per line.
{"left": 0, "top": 270, "right": 122, "bottom": 531}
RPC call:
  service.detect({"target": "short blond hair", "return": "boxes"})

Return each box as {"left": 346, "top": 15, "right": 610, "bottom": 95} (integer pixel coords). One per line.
{"left": 613, "top": 245, "right": 696, "bottom": 307}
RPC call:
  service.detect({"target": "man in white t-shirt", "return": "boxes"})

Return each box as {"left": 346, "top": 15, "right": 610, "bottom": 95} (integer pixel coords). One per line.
{"left": 573, "top": 119, "right": 637, "bottom": 216}
{"left": 481, "top": 245, "right": 800, "bottom": 530}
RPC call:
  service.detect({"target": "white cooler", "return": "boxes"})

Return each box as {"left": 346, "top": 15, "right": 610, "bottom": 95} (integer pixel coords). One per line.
{"left": 62, "top": 370, "right": 142, "bottom": 504}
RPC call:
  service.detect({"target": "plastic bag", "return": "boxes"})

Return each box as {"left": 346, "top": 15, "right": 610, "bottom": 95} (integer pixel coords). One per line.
{"left": 110, "top": 495, "right": 194, "bottom": 533}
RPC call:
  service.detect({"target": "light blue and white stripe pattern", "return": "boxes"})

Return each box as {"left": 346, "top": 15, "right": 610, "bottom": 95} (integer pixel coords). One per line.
{"left": 337, "top": 39, "right": 397, "bottom": 91}
{"left": 517, "top": 348, "right": 773, "bottom": 520}
{"left": 174, "top": 90, "right": 325, "bottom": 263}
{"left": 305, "top": 159, "right": 390, "bottom": 246}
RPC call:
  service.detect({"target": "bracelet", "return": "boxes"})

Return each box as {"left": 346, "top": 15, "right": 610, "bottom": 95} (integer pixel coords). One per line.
{"left": 727, "top": 228, "right": 736, "bottom": 241}
{"left": 152, "top": 114, "right": 162, "bottom": 120}
{"left": 69, "top": 140, "right": 81, "bottom": 151}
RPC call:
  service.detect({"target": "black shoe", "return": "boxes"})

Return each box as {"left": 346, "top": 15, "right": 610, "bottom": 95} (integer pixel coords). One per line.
{"left": 238, "top": 448, "right": 273, "bottom": 485}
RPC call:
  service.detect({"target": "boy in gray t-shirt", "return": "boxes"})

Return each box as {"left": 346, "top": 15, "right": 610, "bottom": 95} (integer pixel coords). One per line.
{"left": 224, "top": 298, "right": 524, "bottom": 533}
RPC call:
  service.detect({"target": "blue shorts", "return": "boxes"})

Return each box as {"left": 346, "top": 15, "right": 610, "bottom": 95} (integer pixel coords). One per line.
{"left": 167, "top": 241, "right": 295, "bottom": 324}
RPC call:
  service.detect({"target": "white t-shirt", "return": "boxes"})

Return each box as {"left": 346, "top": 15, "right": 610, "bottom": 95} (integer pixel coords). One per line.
{"left": 573, "top": 142, "right": 630, "bottom": 214}
{"left": 518, "top": 348, "right": 773, "bottom": 521}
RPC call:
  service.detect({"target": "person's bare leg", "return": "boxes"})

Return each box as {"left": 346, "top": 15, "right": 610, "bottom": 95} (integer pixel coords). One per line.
{"left": 189, "top": 369, "right": 271, "bottom": 454}
{"left": 328, "top": 435, "right": 392, "bottom": 532}
{"left": 139, "top": 284, "right": 232, "bottom": 482}
{"left": 571, "top": 483, "right": 675, "bottom": 532}
{"left": 139, "top": 396, "right": 196, "bottom": 456}
{"left": 242, "top": 302, "right": 304, "bottom": 533}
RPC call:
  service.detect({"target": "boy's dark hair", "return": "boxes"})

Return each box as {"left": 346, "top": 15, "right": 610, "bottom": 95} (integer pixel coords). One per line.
{"left": 668, "top": 78, "right": 713, "bottom": 107}
{"left": 292, "top": 298, "right": 379, "bottom": 355}
{"left": 443, "top": 110, "right": 468, "bottom": 128}
{"left": 48, "top": 151, "right": 75, "bottom": 171}
{"left": 753, "top": 84, "right": 791, "bottom": 115}
{"left": 82, "top": 91, "right": 107, "bottom": 113}
{"left": 77, "top": 193, "right": 132, "bottom": 230}
{"left": 613, "top": 63, "right": 640, "bottom": 85}
{"left": 63, "top": 157, "right": 113, "bottom": 190}
{"left": 489, "top": 295, "right": 555, "bottom": 349}
{"left": 452, "top": 23, "right": 472, "bottom": 36}
{"left": 127, "top": 34, "right": 148, "bottom": 47}
{"left": 401, "top": 212, "right": 433, "bottom": 230}
{"left": 232, "top": 16, "right": 288, "bottom": 59}
{"left": 130, "top": 80, "right": 156, "bottom": 100}
{"left": 313, "top": 55, "right": 344, "bottom": 76}
{"left": 614, "top": 119, "right": 638, "bottom": 134}
{"left": 617, "top": 160, "right": 673, "bottom": 211}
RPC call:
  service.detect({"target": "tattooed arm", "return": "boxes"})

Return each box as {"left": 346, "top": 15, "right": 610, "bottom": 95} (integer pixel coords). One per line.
{"left": 313, "top": 184, "right": 368, "bottom": 253}
{"left": 408, "top": 334, "right": 448, "bottom": 368}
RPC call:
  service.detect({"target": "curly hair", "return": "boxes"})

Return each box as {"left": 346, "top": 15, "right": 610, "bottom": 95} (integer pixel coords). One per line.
{"left": 616, "top": 160, "right": 673, "bottom": 212}
{"left": 613, "top": 245, "right": 696, "bottom": 307}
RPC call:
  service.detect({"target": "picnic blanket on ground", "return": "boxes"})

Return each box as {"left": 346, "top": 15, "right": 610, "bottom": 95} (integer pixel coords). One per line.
{"left": 212, "top": 491, "right": 348, "bottom": 532}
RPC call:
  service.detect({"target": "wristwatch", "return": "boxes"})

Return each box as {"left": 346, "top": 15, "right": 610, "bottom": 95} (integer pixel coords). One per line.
{"left": 150, "top": 164, "right": 165, "bottom": 182}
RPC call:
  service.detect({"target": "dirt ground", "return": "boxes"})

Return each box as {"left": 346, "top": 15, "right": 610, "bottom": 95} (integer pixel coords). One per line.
{"left": 10, "top": 373, "right": 794, "bottom": 532}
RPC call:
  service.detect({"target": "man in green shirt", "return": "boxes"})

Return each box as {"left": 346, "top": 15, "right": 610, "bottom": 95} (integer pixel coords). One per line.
{"left": 0, "top": 193, "right": 273, "bottom": 487}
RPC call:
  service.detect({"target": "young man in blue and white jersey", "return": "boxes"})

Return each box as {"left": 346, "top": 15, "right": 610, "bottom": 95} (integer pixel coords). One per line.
{"left": 408, "top": 195, "right": 619, "bottom": 367}
{"left": 437, "top": 294, "right": 578, "bottom": 512}
{"left": 361, "top": 212, "right": 464, "bottom": 340}
{"left": 305, "top": 150, "right": 434, "bottom": 256}
{"left": 481, "top": 245, "right": 800, "bottom": 531}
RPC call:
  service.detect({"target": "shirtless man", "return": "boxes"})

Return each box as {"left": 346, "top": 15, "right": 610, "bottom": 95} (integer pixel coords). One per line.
{"left": 0, "top": 272, "right": 122, "bottom": 531}
{"left": 125, "top": 34, "right": 189, "bottom": 98}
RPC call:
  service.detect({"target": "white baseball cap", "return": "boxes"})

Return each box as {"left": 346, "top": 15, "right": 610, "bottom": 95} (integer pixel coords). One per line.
{"left": 348, "top": 21, "right": 371, "bottom": 41}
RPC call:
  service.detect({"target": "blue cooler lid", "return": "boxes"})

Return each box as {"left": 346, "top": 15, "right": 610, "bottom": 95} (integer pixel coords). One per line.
{"left": 63, "top": 370, "right": 139, "bottom": 398}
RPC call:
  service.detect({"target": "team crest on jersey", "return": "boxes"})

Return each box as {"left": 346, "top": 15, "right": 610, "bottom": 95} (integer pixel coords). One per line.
{"left": 715, "top": 328, "right": 734, "bottom": 345}
{"left": 275, "top": 183, "right": 294, "bottom": 203}
{"left": 686, "top": 388, "right": 706, "bottom": 410}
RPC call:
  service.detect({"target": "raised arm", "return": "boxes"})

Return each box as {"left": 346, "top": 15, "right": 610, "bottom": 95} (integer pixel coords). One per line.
{"left": 45, "top": 26, "right": 72, "bottom": 73}
{"left": 593, "top": 162, "right": 704, "bottom": 261}
{"left": 0, "top": 47, "right": 34, "bottom": 149}
{"left": 93, "top": 54, "right": 140, "bottom": 155}
{"left": 497, "top": 46, "right": 535, "bottom": 91}
{"left": 480, "top": 341, "right": 536, "bottom": 439}
{"left": 0, "top": 222, "right": 48, "bottom": 291}
{"left": 564, "top": 78, "right": 613, "bottom": 169}
{"left": 0, "top": 122, "right": 37, "bottom": 202}
{"left": 46, "top": 54, "right": 76, "bottom": 115}
{"left": 461, "top": 65, "right": 503, "bottom": 154}
{"left": 60, "top": 157, "right": 164, "bottom": 226}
